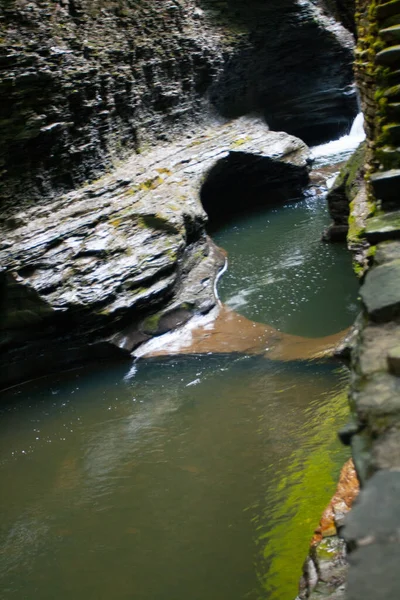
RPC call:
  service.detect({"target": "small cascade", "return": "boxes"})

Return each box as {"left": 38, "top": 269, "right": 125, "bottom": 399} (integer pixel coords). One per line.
{"left": 349, "top": 112, "right": 365, "bottom": 139}
{"left": 310, "top": 113, "right": 366, "bottom": 166}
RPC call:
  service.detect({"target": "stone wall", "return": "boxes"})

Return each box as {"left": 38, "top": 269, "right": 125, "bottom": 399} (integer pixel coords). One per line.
{"left": 0, "top": 0, "right": 357, "bottom": 212}
{"left": 335, "top": 1, "right": 400, "bottom": 598}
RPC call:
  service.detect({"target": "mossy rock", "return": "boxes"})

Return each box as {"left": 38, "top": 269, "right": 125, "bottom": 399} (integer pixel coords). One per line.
{"left": 326, "top": 142, "right": 366, "bottom": 226}
{"left": 330, "top": 142, "right": 366, "bottom": 203}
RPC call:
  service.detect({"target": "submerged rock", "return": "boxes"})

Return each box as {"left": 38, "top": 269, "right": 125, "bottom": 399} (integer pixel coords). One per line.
{"left": 0, "top": 119, "right": 310, "bottom": 389}
{"left": 136, "top": 304, "right": 350, "bottom": 362}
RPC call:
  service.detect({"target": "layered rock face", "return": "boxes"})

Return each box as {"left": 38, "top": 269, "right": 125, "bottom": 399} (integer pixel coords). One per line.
{"left": 207, "top": 0, "right": 357, "bottom": 144}
{"left": 0, "top": 120, "right": 310, "bottom": 389}
{"left": 0, "top": 0, "right": 357, "bottom": 386}
{"left": 0, "top": 0, "right": 357, "bottom": 208}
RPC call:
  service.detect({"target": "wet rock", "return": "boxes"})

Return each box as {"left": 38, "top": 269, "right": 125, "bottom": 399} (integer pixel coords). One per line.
{"left": 138, "top": 303, "right": 350, "bottom": 362}
{"left": 370, "top": 169, "right": 400, "bottom": 209}
{"left": 324, "top": 142, "right": 366, "bottom": 243}
{"left": 200, "top": 124, "right": 310, "bottom": 222}
{"left": 322, "top": 225, "right": 350, "bottom": 242}
{"left": 365, "top": 211, "right": 400, "bottom": 244}
{"left": 375, "top": 45, "right": 400, "bottom": 66}
{"left": 360, "top": 259, "right": 400, "bottom": 321}
{"left": 0, "top": 119, "right": 310, "bottom": 389}
{"left": 297, "top": 460, "right": 359, "bottom": 600}
{"left": 380, "top": 24, "right": 400, "bottom": 43}
{"left": 374, "top": 239, "right": 400, "bottom": 264}
{"left": 312, "top": 460, "right": 360, "bottom": 544}
{"left": 319, "top": 0, "right": 356, "bottom": 35}
{"left": 342, "top": 471, "right": 400, "bottom": 600}
{"left": 387, "top": 346, "right": 400, "bottom": 375}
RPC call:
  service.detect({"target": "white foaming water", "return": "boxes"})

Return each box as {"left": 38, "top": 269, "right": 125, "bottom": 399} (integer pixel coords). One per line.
{"left": 311, "top": 113, "right": 366, "bottom": 166}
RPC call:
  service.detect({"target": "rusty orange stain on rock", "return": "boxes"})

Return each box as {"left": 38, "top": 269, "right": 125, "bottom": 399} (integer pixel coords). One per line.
{"left": 311, "top": 458, "right": 360, "bottom": 546}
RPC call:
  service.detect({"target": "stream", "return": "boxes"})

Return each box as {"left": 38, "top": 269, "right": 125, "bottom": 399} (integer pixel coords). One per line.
{"left": 0, "top": 122, "right": 363, "bottom": 600}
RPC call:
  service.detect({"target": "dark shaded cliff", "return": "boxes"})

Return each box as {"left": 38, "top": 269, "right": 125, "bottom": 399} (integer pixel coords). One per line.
{"left": 0, "top": 0, "right": 357, "bottom": 211}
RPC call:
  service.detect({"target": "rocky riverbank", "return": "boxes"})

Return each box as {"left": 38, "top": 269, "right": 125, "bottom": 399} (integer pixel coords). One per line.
{"left": 294, "top": 1, "right": 400, "bottom": 596}
{"left": 0, "top": 118, "right": 311, "bottom": 389}
{"left": 297, "top": 459, "right": 359, "bottom": 600}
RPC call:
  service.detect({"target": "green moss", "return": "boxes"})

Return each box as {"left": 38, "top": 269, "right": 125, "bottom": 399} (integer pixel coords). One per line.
{"left": 139, "top": 176, "right": 163, "bottom": 191}
{"left": 230, "top": 136, "right": 251, "bottom": 149}
{"left": 141, "top": 312, "right": 161, "bottom": 334}
{"left": 329, "top": 142, "right": 366, "bottom": 205}
{"left": 353, "top": 260, "right": 365, "bottom": 278}
{"left": 156, "top": 167, "right": 172, "bottom": 176}
{"left": 256, "top": 387, "right": 350, "bottom": 600}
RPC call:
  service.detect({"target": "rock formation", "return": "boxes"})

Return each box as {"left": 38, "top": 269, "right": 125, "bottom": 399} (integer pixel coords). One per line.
{"left": 0, "top": 0, "right": 358, "bottom": 387}
{"left": 0, "top": 0, "right": 356, "bottom": 208}
{"left": 0, "top": 119, "right": 310, "bottom": 389}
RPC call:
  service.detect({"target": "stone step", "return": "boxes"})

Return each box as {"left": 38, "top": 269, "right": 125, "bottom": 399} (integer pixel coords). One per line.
{"left": 370, "top": 169, "right": 400, "bottom": 208}
{"left": 383, "top": 123, "right": 400, "bottom": 145}
{"left": 375, "top": 44, "right": 400, "bottom": 66}
{"left": 360, "top": 258, "right": 400, "bottom": 321}
{"left": 375, "top": 145, "right": 400, "bottom": 170}
{"left": 380, "top": 24, "right": 400, "bottom": 42}
{"left": 386, "top": 102, "right": 400, "bottom": 118}
{"left": 384, "top": 83, "right": 400, "bottom": 102}
{"left": 384, "top": 68, "right": 400, "bottom": 84}
{"left": 365, "top": 210, "right": 400, "bottom": 244}
{"left": 381, "top": 14, "right": 400, "bottom": 29}
{"left": 377, "top": 0, "right": 400, "bottom": 22}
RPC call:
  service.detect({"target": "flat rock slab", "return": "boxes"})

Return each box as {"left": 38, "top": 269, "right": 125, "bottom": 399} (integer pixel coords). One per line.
{"left": 355, "top": 321, "right": 400, "bottom": 377}
{"left": 375, "top": 44, "right": 400, "bottom": 66}
{"left": 360, "top": 259, "right": 400, "bottom": 321}
{"left": 343, "top": 471, "right": 400, "bottom": 600}
{"left": 374, "top": 239, "right": 400, "bottom": 264}
{"left": 0, "top": 118, "right": 310, "bottom": 387}
{"left": 376, "top": 0, "right": 400, "bottom": 22}
{"left": 365, "top": 210, "right": 400, "bottom": 244}
{"left": 380, "top": 24, "right": 400, "bottom": 42}
{"left": 370, "top": 169, "right": 400, "bottom": 206}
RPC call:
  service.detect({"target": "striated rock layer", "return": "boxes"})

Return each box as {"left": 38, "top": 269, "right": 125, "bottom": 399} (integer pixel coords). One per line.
{"left": 0, "top": 119, "right": 310, "bottom": 389}
{"left": 0, "top": 0, "right": 357, "bottom": 207}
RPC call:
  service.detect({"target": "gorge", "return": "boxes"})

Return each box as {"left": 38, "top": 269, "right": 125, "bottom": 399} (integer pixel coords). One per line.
{"left": 1, "top": 0, "right": 400, "bottom": 599}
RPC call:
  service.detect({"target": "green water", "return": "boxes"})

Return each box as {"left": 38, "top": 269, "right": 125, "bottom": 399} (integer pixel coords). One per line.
{"left": 0, "top": 190, "right": 358, "bottom": 600}
{"left": 213, "top": 193, "right": 359, "bottom": 336}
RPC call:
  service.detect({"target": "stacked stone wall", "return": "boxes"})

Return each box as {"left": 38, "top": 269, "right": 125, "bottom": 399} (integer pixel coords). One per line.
{"left": 336, "top": 1, "right": 400, "bottom": 598}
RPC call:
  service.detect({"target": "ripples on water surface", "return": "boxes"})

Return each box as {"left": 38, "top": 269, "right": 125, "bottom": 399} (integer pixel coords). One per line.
{"left": 213, "top": 193, "right": 359, "bottom": 336}
{"left": 0, "top": 130, "right": 362, "bottom": 599}
{"left": 1, "top": 357, "right": 350, "bottom": 600}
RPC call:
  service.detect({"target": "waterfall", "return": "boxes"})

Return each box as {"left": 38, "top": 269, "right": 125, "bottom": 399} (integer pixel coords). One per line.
{"left": 310, "top": 113, "right": 366, "bottom": 165}
{"left": 349, "top": 112, "right": 365, "bottom": 140}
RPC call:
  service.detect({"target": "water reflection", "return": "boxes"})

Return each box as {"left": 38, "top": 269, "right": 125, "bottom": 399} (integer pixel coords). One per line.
{"left": 0, "top": 356, "right": 349, "bottom": 600}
